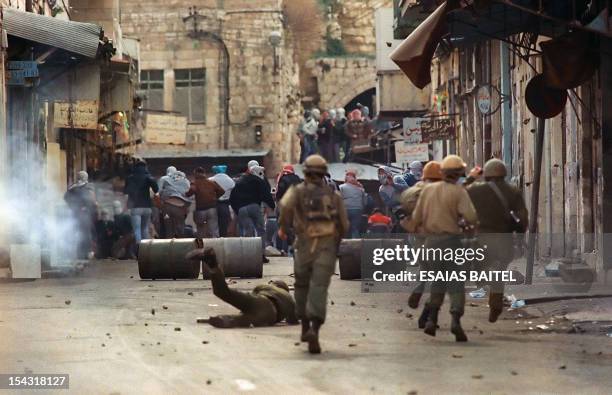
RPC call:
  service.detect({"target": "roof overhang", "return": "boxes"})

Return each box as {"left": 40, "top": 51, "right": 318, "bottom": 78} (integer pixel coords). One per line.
{"left": 4, "top": 8, "right": 102, "bottom": 58}
{"left": 118, "top": 144, "right": 271, "bottom": 160}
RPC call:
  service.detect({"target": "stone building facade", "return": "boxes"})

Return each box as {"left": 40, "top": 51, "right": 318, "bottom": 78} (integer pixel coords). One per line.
{"left": 299, "top": 0, "right": 392, "bottom": 111}
{"left": 120, "top": 0, "right": 302, "bottom": 174}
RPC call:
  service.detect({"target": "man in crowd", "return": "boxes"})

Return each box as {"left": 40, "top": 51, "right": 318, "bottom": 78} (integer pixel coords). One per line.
{"left": 64, "top": 171, "right": 98, "bottom": 259}
{"left": 408, "top": 155, "right": 478, "bottom": 342}
{"left": 299, "top": 110, "right": 319, "bottom": 162}
{"left": 187, "top": 167, "right": 225, "bottom": 238}
{"left": 209, "top": 165, "right": 235, "bottom": 237}
{"left": 158, "top": 166, "right": 191, "bottom": 238}
{"left": 317, "top": 111, "right": 335, "bottom": 162}
{"left": 274, "top": 165, "right": 302, "bottom": 254}
{"left": 403, "top": 161, "right": 424, "bottom": 187}
{"left": 230, "top": 162, "right": 276, "bottom": 262}
{"left": 278, "top": 154, "right": 349, "bottom": 354}
{"left": 187, "top": 247, "right": 298, "bottom": 328}
{"left": 124, "top": 160, "right": 159, "bottom": 250}
{"left": 333, "top": 108, "right": 349, "bottom": 163}
{"left": 111, "top": 200, "right": 135, "bottom": 260}
{"left": 340, "top": 170, "right": 367, "bottom": 239}
{"left": 467, "top": 159, "right": 528, "bottom": 323}
{"left": 95, "top": 209, "right": 116, "bottom": 259}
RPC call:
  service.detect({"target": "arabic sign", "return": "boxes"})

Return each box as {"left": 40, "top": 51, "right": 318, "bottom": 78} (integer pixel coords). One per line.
{"left": 145, "top": 113, "right": 187, "bottom": 145}
{"left": 402, "top": 117, "right": 426, "bottom": 144}
{"left": 395, "top": 142, "right": 429, "bottom": 165}
{"left": 7, "top": 61, "right": 39, "bottom": 85}
{"left": 54, "top": 101, "right": 99, "bottom": 130}
{"left": 420, "top": 118, "right": 456, "bottom": 143}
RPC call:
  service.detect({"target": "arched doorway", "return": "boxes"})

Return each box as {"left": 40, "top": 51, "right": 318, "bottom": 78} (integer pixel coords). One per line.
{"left": 344, "top": 87, "right": 376, "bottom": 114}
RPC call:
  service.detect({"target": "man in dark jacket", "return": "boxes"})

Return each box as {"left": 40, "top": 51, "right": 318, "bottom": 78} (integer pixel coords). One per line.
{"left": 186, "top": 167, "right": 225, "bottom": 238}
{"left": 230, "top": 164, "right": 275, "bottom": 252}
{"left": 274, "top": 165, "right": 302, "bottom": 253}
{"left": 123, "top": 160, "right": 159, "bottom": 247}
{"left": 275, "top": 164, "right": 302, "bottom": 202}
{"left": 187, "top": 247, "right": 298, "bottom": 328}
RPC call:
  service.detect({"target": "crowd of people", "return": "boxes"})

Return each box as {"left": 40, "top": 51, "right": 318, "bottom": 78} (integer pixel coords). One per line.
{"left": 298, "top": 103, "right": 375, "bottom": 164}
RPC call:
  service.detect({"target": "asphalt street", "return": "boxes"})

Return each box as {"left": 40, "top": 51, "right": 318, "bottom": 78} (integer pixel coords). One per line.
{"left": 0, "top": 258, "right": 611, "bottom": 394}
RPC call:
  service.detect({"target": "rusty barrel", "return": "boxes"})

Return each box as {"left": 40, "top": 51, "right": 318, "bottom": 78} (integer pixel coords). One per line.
{"left": 138, "top": 238, "right": 201, "bottom": 280}
{"left": 338, "top": 239, "right": 407, "bottom": 280}
{"left": 201, "top": 237, "right": 263, "bottom": 279}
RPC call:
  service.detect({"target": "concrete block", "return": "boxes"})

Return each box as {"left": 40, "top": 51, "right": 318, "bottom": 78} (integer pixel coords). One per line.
{"left": 10, "top": 244, "right": 41, "bottom": 279}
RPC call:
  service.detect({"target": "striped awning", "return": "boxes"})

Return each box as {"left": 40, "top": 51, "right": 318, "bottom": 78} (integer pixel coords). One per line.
{"left": 4, "top": 8, "right": 102, "bottom": 58}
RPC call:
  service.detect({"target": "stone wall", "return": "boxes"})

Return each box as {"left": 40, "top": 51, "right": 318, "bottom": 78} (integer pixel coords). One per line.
{"left": 287, "top": 0, "right": 390, "bottom": 108}
{"left": 335, "top": 0, "right": 393, "bottom": 55}
{"left": 119, "top": 0, "right": 302, "bottom": 174}
{"left": 307, "top": 56, "right": 376, "bottom": 111}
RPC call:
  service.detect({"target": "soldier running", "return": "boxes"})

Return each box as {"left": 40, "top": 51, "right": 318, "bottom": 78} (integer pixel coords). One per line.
{"left": 277, "top": 155, "right": 349, "bottom": 354}
{"left": 408, "top": 155, "right": 478, "bottom": 342}
{"left": 400, "top": 161, "right": 443, "bottom": 329}
{"left": 467, "top": 159, "right": 528, "bottom": 322}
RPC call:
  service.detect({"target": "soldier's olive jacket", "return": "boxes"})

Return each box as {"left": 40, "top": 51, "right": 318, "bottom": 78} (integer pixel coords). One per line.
{"left": 278, "top": 180, "right": 349, "bottom": 244}
{"left": 467, "top": 180, "right": 528, "bottom": 233}
{"left": 253, "top": 284, "right": 298, "bottom": 324}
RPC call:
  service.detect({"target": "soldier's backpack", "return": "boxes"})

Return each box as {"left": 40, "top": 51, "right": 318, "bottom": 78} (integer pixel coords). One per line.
{"left": 299, "top": 184, "right": 339, "bottom": 239}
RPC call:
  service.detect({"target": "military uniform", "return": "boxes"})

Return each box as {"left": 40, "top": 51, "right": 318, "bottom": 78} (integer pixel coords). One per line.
{"left": 467, "top": 160, "right": 528, "bottom": 322}
{"left": 195, "top": 249, "right": 297, "bottom": 328}
{"left": 410, "top": 180, "right": 478, "bottom": 316}
{"left": 278, "top": 155, "right": 348, "bottom": 353}
{"left": 279, "top": 182, "right": 348, "bottom": 323}
{"left": 409, "top": 155, "right": 478, "bottom": 341}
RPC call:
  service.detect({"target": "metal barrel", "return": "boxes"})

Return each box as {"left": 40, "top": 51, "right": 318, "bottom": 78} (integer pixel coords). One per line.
{"left": 138, "top": 238, "right": 201, "bottom": 280}
{"left": 202, "top": 237, "right": 263, "bottom": 279}
{"left": 338, "top": 239, "right": 407, "bottom": 280}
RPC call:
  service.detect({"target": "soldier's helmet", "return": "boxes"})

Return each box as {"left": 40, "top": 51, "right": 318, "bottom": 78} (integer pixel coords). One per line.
{"left": 423, "top": 161, "right": 443, "bottom": 180}
{"left": 441, "top": 155, "right": 466, "bottom": 170}
{"left": 269, "top": 280, "right": 290, "bottom": 293}
{"left": 484, "top": 158, "right": 507, "bottom": 178}
{"left": 303, "top": 154, "right": 328, "bottom": 176}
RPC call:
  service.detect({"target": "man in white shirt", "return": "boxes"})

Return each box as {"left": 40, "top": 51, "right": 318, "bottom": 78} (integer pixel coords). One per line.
{"left": 209, "top": 165, "right": 235, "bottom": 237}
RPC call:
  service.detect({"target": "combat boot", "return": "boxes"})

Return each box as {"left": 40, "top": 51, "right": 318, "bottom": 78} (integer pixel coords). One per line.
{"left": 304, "top": 319, "right": 322, "bottom": 354}
{"left": 423, "top": 307, "right": 439, "bottom": 337}
{"left": 408, "top": 292, "right": 422, "bottom": 309}
{"left": 300, "top": 319, "right": 310, "bottom": 342}
{"left": 417, "top": 305, "right": 430, "bottom": 329}
{"left": 450, "top": 313, "right": 468, "bottom": 342}
{"left": 488, "top": 293, "right": 504, "bottom": 323}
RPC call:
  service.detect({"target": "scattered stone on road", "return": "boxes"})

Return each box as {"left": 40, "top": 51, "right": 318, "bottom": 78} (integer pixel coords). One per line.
{"left": 174, "top": 327, "right": 181, "bottom": 331}
{"left": 151, "top": 308, "right": 155, "bottom": 315}
{"left": 472, "top": 374, "right": 483, "bottom": 379}
{"left": 65, "top": 300, "right": 71, "bottom": 305}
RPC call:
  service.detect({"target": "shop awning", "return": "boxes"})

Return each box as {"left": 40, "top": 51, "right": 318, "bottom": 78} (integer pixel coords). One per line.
{"left": 390, "top": 1, "right": 458, "bottom": 89}
{"left": 4, "top": 8, "right": 102, "bottom": 58}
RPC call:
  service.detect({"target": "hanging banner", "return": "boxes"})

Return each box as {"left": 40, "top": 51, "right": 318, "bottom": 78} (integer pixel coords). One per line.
{"left": 402, "top": 117, "right": 426, "bottom": 143}
{"left": 420, "top": 117, "right": 456, "bottom": 143}
{"left": 395, "top": 142, "right": 429, "bottom": 165}
{"left": 53, "top": 100, "right": 99, "bottom": 130}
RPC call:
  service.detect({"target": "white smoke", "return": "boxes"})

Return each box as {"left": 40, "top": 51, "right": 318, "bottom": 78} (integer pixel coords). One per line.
{"left": 0, "top": 132, "right": 82, "bottom": 270}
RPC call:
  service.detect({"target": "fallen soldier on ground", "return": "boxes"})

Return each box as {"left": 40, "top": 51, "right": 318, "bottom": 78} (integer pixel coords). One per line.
{"left": 187, "top": 247, "right": 299, "bottom": 328}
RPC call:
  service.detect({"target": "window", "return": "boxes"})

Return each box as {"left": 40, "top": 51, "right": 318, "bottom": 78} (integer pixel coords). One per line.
{"left": 140, "top": 70, "right": 164, "bottom": 111}
{"left": 174, "top": 68, "right": 206, "bottom": 123}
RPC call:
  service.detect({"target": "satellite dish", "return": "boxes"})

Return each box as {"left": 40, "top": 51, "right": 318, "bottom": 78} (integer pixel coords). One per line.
{"left": 525, "top": 74, "right": 567, "bottom": 119}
